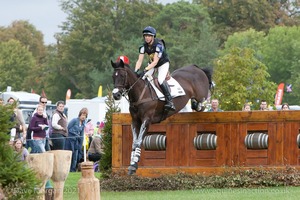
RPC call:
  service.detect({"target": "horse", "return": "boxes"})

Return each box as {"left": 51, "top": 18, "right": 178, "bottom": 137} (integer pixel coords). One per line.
{"left": 111, "top": 59, "right": 213, "bottom": 175}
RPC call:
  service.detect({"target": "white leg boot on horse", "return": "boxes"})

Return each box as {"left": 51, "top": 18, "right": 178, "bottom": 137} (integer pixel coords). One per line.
{"left": 128, "top": 148, "right": 141, "bottom": 175}
{"left": 160, "top": 81, "right": 176, "bottom": 111}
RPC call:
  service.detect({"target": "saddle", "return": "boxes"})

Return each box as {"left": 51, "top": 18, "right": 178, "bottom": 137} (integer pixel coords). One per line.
{"left": 144, "top": 72, "right": 185, "bottom": 101}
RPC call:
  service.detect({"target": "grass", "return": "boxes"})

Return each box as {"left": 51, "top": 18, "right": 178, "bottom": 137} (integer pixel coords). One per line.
{"left": 62, "top": 172, "right": 300, "bottom": 200}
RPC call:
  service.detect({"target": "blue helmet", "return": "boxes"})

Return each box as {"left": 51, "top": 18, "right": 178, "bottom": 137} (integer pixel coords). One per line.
{"left": 142, "top": 26, "right": 156, "bottom": 37}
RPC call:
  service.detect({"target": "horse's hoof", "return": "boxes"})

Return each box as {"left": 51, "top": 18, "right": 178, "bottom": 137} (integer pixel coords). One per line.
{"left": 128, "top": 165, "right": 137, "bottom": 175}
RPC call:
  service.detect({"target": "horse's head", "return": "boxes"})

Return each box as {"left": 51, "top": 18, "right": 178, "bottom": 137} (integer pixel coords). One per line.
{"left": 111, "top": 59, "right": 131, "bottom": 100}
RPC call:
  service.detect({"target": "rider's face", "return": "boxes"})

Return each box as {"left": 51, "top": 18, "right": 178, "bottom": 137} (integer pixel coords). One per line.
{"left": 144, "top": 34, "right": 154, "bottom": 44}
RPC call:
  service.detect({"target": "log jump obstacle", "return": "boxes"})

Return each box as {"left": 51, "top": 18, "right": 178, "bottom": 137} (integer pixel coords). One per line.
{"left": 112, "top": 111, "right": 300, "bottom": 177}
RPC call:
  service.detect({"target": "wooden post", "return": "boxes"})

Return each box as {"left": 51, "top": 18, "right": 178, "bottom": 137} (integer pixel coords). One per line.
{"left": 49, "top": 150, "right": 72, "bottom": 200}
{"left": 27, "top": 153, "right": 54, "bottom": 200}
{"left": 78, "top": 162, "right": 100, "bottom": 200}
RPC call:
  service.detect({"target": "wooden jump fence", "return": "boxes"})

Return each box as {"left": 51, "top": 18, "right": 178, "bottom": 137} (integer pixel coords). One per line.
{"left": 112, "top": 111, "right": 300, "bottom": 177}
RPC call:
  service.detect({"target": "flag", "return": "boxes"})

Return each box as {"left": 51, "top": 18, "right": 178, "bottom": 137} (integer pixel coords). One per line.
{"left": 98, "top": 85, "right": 102, "bottom": 97}
{"left": 286, "top": 84, "right": 292, "bottom": 93}
{"left": 66, "top": 89, "right": 71, "bottom": 101}
{"left": 275, "top": 83, "right": 284, "bottom": 106}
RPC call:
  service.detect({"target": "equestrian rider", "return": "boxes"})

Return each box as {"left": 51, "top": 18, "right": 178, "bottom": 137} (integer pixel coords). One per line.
{"left": 134, "top": 26, "right": 176, "bottom": 111}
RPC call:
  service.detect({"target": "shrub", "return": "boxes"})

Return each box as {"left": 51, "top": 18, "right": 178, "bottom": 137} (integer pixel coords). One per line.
{"left": 100, "top": 167, "right": 300, "bottom": 191}
{"left": 0, "top": 105, "right": 41, "bottom": 199}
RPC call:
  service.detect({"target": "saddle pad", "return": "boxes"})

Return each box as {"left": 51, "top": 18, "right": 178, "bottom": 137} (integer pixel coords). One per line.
{"left": 145, "top": 75, "right": 186, "bottom": 100}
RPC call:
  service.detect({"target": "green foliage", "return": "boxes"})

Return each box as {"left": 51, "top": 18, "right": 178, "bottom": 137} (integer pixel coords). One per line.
{"left": 101, "top": 166, "right": 300, "bottom": 191}
{"left": 213, "top": 47, "right": 276, "bottom": 110}
{"left": 198, "top": 0, "right": 300, "bottom": 45}
{"left": 0, "top": 105, "right": 41, "bottom": 199}
{"left": 155, "top": 1, "right": 219, "bottom": 69}
{"left": 99, "top": 88, "right": 121, "bottom": 177}
{"left": 261, "top": 26, "right": 300, "bottom": 104}
{"left": 0, "top": 40, "right": 35, "bottom": 91}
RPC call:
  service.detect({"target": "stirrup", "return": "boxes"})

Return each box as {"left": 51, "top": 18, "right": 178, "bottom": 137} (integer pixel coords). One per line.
{"left": 165, "top": 102, "right": 176, "bottom": 111}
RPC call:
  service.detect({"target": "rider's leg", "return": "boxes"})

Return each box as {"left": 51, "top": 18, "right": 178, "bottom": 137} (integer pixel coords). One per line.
{"left": 158, "top": 62, "right": 176, "bottom": 111}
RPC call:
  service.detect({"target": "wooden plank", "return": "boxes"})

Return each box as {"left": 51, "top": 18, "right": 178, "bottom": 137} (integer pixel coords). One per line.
{"left": 247, "top": 149, "right": 268, "bottom": 158}
{"left": 196, "top": 150, "right": 216, "bottom": 159}
{"left": 246, "top": 158, "right": 268, "bottom": 166}
{"left": 122, "top": 125, "right": 132, "bottom": 167}
{"left": 230, "top": 123, "right": 239, "bottom": 166}
{"left": 112, "top": 124, "right": 123, "bottom": 168}
{"left": 142, "top": 159, "right": 166, "bottom": 166}
{"left": 275, "top": 122, "right": 284, "bottom": 165}
{"left": 143, "top": 151, "right": 166, "bottom": 159}
{"left": 267, "top": 123, "right": 277, "bottom": 165}
{"left": 238, "top": 123, "right": 248, "bottom": 166}
{"left": 194, "top": 159, "right": 216, "bottom": 166}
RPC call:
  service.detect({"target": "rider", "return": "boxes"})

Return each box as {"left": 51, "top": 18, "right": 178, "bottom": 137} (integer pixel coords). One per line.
{"left": 134, "top": 26, "right": 175, "bottom": 111}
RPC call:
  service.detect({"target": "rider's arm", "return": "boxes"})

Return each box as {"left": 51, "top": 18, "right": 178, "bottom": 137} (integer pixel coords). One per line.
{"left": 135, "top": 53, "right": 144, "bottom": 72}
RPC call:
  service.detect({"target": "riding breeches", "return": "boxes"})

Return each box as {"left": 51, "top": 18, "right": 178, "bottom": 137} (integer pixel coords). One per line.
{"left": 145, "top": 62, "right": 170, "bottom": 85}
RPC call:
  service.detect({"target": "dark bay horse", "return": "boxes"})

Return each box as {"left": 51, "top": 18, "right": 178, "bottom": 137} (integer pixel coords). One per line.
{"left": 111, "top": 59, "right": 213, "bottom": 175}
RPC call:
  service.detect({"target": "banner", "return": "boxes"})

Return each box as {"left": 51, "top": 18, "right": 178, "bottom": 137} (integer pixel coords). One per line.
{"left": 98, "top": 85, "right": 102, "bottom": 97}
{"left": 274, "top": 83, "right": 284, "bottom": 106}
{"left": 66, "top": 89, "right": 71, "bottom": 101}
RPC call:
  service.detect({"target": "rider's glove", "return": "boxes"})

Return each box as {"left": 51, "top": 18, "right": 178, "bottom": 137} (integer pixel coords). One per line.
{"left": 135, "top": 69, "right": 140, "bottom": 77}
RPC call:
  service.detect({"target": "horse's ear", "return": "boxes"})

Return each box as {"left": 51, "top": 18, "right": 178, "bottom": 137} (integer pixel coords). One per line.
{"left": 111, "top": 60, "right": 116, "bottom": 68}
{"left": 119, "top": 59, "right": 125, "bottom": 67}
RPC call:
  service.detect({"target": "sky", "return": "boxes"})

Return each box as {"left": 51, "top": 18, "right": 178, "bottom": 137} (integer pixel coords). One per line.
{"left": 0, "top": 0, "right": 180, "bottom": 45}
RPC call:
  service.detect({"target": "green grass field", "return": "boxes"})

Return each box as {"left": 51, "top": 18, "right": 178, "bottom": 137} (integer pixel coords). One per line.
{"left": 63, "top": 172, "right": 300, "bottom": 200}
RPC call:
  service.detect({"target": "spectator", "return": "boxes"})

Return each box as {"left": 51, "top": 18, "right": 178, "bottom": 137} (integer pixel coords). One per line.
{"left": 281, "top": 103, "right": 290, "bottom": 110}
{"left": 50, "top": 101, "right": 68, "bottom": 150}
{"left": 65, "top": 108, "right": 88, "bottom": 172}
{"left": 27, "top": 96, "right": 50, "bottom": 152}
{"left": 29, "top": 105, "right": 48, "bottom": 153}
{"left": 260, "top": 100, "right": 269, "bottom": 111}
{"left": 208, "top": 99, "right": 223, "bottom": 112}
{"left": 88, "top": 122, "right": 104, "bottom": 163}
{"left": 0, "top": 98, "right": 3, "bottom": 105}
{"left": 13, "top": 138, "right": 29, "bottom": 161}
{"left": 7, "top": 97, "right": 27, "bottom": 142}
{"left": 84, "top": 119, "right": 94, "bottom": 148}
{"left": 242, "top": 103, "right": 251, "bottom": 111}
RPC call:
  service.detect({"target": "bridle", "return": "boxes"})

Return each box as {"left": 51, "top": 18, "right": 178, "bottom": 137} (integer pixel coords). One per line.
{"left": 114, "top": 68, "right": 142, "bottom": 99}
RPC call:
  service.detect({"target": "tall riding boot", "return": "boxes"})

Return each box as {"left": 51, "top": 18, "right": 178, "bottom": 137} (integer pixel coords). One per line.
{"left": 160, "top": 81, "right": 176, "bottom": 111}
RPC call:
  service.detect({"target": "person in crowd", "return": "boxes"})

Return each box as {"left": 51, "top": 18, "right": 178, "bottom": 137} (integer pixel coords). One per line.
{"left": 65, "top": 108, "right": 88, "bottom": 172}
{"left": 50, "top": 101, "right": 68, "bottom": 150}
{"left": 13, "top": 138, "right": 29, "bottom": 161}
{"left": 281, "top": 103, "right": 290, "bottom": 110}
{"left": 0, "top": 98, "right": 3, "bottom": 105}
{"left": 27, "top": 96, "right": 49, "bottom": 152}
{"left": 29, "top": 105, "right": 48, "bottom": 153}
{"left": 242, "top": 103, "right": 251, "bottom": 111}
{"left": 88, "top": 122, "right": 105, "bottom": 163}
{"left": 134, "top": 26, "right": 175, "bottom": 111}
{"left": 208, "top": 99, "right": 223, "bottom": 112}
{"left": 7, "top": 97, "right": 27, "bottom": 142}
{"left": 259, "top": 100, "right": 269, "bottom": 111}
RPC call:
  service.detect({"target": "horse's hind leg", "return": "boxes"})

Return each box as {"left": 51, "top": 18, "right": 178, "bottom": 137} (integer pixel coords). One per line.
{"left": 191, "top": 98, "right": 205, "bottom": 112}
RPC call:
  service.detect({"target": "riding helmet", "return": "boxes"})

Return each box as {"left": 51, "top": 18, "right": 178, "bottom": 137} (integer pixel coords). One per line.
{"left": 142, "top": 26, "right": 156, "bottom": 37}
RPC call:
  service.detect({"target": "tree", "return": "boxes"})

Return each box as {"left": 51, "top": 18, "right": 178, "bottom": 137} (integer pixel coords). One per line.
{"left": 261, "top": 26, "right": 300, "bottom": 104}
{"left": 213, "top": 47, "right": 276, "bottom": 111}
{"left": 196, "top": 0, "right": 300, "bottom": 46}
{"left": 0, "top": 40, "right": 35, "bottom": 91}
{"left": 0, "top": 105, "right": 41, "bottom": 199}
{"left": 154, "top": 1, "right": 219, "bottom": 69}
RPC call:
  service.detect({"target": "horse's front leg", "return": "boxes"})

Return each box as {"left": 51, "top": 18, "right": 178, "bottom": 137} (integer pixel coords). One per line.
{"left": 128, "top": 119, "right": 150, "bottom": 175}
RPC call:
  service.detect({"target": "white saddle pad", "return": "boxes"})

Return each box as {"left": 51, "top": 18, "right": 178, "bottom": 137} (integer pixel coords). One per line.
{"left": 144, "top": 74, "right": 186, "bottom": 100}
